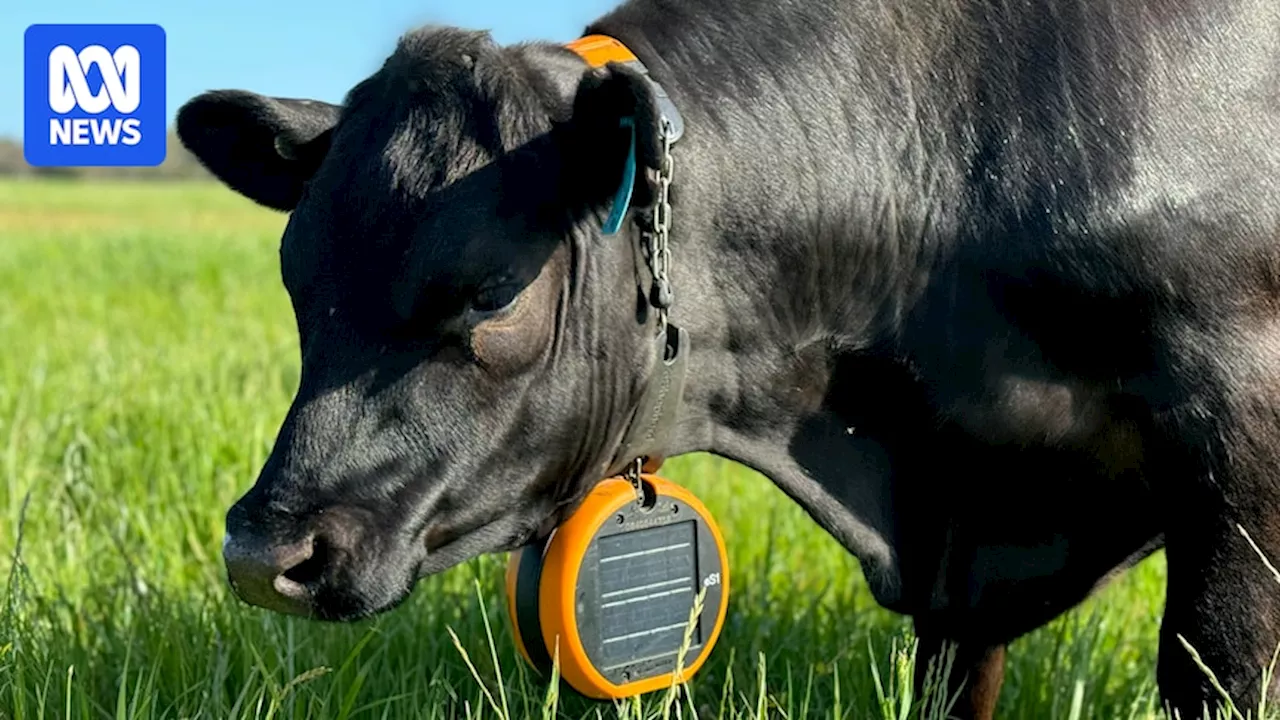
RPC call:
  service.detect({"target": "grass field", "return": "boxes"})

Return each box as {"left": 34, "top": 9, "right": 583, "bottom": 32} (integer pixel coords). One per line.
{"left": 0, "top": 177, "right": 1233, "bottom": 719}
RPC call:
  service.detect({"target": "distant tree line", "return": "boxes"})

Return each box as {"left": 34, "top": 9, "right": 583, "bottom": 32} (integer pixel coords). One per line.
{"left": 0, "top": 129, "right": 213, "bottom": 180}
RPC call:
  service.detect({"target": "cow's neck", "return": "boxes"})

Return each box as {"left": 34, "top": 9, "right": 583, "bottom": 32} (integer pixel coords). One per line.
{"left": 579, "top": 1, "right": 970, "bottom": 607}
{"left": 583, "top": 0, "right": 961, "bottom": 402}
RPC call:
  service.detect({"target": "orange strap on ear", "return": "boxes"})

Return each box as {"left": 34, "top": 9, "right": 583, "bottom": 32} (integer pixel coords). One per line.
{"left": 563, "top": 33, "right": 686, "bottom": 146}
{"left": 565, "top": 34, "right": 640, "bottom": 68}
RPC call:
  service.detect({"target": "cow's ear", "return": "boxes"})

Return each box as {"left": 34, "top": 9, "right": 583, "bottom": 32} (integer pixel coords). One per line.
{"left": 559, "top": 61, "right": 667, "bottom": 221}
{"left": 175, "top": 90, "right": 340, "bottom": 212}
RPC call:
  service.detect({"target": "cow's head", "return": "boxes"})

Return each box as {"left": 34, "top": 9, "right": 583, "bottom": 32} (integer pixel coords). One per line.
{"left": 176, "top": 28, "right": 681, "bottom": 620}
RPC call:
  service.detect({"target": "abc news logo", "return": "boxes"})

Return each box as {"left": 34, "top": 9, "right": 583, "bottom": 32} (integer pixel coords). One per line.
{"left": 48, "top": 44, "right": 143, "bottom": 146}
{"left": 24, "top": 24, "right": 166, "bottom": 167}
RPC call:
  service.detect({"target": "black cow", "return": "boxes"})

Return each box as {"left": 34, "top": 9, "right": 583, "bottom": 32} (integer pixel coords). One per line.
{"left": 174, "top": 0, "right": 1280, "bottom": 717}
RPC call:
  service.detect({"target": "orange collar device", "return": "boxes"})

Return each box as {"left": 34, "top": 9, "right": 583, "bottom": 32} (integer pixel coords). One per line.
{"left": 504, "top": 474, "right": 730, "bottom": 700}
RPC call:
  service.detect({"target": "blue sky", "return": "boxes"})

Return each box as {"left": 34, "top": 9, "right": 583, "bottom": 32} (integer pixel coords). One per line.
{"left": 3, "top": 0, "right": 620, "bottom": 140}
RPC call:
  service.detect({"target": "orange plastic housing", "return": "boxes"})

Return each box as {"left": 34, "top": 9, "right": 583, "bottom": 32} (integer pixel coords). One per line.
{"left": 505, "top": 474, "right": 730, "bottom": 700}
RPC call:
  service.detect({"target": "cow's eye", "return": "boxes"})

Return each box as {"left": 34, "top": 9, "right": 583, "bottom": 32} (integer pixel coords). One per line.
{"left": 472, "top": 281, "right": 521, "bottom": 313}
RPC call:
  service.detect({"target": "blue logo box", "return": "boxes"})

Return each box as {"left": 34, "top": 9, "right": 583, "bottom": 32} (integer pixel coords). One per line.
{"left": 24, "top": 24, "right": 167, "bottom": 167}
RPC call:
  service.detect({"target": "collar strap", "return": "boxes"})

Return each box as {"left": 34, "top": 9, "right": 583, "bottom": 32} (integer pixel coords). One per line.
{"left": 566, "top": 34, "right": 690, "bottom": 480}
{"left": 606, "top": 324, "right": 689, "bottom": 477}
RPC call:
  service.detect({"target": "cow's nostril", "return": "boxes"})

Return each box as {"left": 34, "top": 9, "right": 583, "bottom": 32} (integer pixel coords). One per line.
{"left": 282, "top": 534, "right": 329, "bottom": 586}
{"left": 273, "top": 574, "right": 309, "bottom": 601}
{"left": 223, "top": 532, "right": 316, "bottom": 616}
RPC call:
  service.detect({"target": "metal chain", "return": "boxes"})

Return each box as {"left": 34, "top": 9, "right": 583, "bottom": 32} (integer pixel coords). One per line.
{"left": 647, "top": 117, "right": 676, "bottom": 339}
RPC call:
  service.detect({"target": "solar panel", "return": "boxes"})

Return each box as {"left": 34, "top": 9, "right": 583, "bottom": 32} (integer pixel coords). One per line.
{"left": 595, "top": 520, "right": 701, "bottom": 668}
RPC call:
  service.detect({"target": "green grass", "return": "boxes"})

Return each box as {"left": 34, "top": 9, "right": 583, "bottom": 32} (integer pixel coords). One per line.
{"left": 0, "top": 177, "right": 1241, "bottom": 719}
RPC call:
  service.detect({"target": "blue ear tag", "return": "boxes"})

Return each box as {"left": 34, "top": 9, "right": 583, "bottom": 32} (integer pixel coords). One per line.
{"left": 602, "top": 117, "right": 637, "bottom": 236}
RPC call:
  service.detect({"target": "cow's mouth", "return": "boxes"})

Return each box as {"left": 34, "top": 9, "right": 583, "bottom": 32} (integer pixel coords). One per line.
{"left": 414, "top": 506, "right": 551, "bottom": 578}
{"left": 223, "top": 503, "right": 552, "bottom": 623}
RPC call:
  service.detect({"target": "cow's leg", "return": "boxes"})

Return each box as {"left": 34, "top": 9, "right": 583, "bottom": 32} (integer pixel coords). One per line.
{"left": 1157, "top": 488, "right": 1280, "bottom": 718}
{"left": 913, "top": 619, "right": 1006, "bottom": 720}
{"left": 1152, "top": 326, "right": 1280, "bottom": 719}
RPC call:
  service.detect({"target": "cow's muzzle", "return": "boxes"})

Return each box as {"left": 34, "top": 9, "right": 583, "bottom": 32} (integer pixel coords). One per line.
{"left": 221, "top": 495, "right": 393, "bottom": 620}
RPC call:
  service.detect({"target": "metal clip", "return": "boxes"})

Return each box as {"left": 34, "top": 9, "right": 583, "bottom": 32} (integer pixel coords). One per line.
{"left": 624, "top": 457, "right": 645, "bottom": 505}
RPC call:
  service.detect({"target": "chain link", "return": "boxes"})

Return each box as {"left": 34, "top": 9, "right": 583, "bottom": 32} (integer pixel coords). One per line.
{"left": 647, "top": 117, "right": 676, "bottom": 339}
